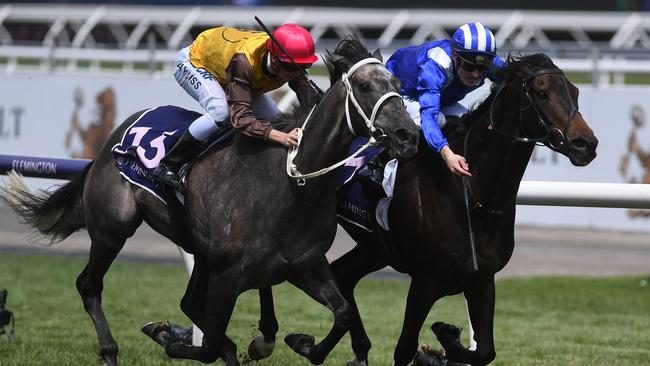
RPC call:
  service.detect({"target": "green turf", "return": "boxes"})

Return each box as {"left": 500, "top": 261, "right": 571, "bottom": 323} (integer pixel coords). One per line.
{"left": 0, "top": 252, "right": 648, "bottom": 365}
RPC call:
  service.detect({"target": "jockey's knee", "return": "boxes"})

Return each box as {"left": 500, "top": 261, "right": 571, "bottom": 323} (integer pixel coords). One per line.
{"left": 205, "top": 101, "right": 229, "bottom": 124}
{"left": 188, "top": 114, "right": 220, "bottom": 141}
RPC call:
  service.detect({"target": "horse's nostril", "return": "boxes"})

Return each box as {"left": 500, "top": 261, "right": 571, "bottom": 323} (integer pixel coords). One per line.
{"left": 394, "top": 128, "right": 411, "bottom": 143}
{"left": 571, "top": 138, "right": 588, "bottom": 150}
{"left": 570, "top": 136, "right": 598, "bottom": 152}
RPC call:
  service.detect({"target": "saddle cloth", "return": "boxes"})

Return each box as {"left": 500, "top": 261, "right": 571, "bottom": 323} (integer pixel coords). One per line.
{"left": 111, "top": 105, "right": 233, "bottom": 203}
{"left": 336, "top": 137, "right": 398, "bottom": 232}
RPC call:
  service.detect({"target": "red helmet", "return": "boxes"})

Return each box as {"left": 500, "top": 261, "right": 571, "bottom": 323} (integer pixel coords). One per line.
{"left": 265, "top": 23, "right": 318, "bottom": 65}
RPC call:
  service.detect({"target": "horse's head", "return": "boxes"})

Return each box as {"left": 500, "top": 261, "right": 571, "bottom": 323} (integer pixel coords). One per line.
{"left": 325, "top": 37, "right": 419, "bottom": 160}
{"left": 492, "top": 54, "right": 598, "bottom": 166}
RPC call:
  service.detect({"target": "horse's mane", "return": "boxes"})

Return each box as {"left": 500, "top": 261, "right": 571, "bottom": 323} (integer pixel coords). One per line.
{"left": 445, "top": 53, "right": 557, "bottom": 141}
{"left": 323, "top": 36, "right": 373, "bottom": 85}
{"left": 272, "top": 36, "right": 372, "bottom": 132}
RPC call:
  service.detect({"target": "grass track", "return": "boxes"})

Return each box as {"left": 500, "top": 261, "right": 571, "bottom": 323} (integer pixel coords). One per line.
{"left": 0, "top": 253, "right": 648, "bottom": 365}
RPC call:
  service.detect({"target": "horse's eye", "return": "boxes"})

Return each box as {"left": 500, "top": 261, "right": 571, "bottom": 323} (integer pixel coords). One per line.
{"left": 537, "top": 91, "right": 548, "bottom": 100}
{"left": 359, "top": 82, "right": 371, "bottom": 92}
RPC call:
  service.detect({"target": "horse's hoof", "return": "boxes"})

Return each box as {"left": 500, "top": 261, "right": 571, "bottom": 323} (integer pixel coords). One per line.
{"left": 164, "top": 341, "right": 188, "bottom": 358}
{"left": 431, "top": 322, "right": 461, "bottom": 342}
{"left": 169, "top": 323, "right": 193, "bottom": 345}
{"left": 223, "top": 354, "right": 241, "bottom": 366}
{"left": 141, "top": 320, "right": 172, "bottom": 348}
{"left": 247, "top": 334, "right": 276, "bottom": 360}
{"left": 412, "top": 349, "right": 446, "bottom": 366}
{"left": 345, "top": 358, "right": 368, "bottom": 366}
{"left": 284, "top": 333, "right": 315, "bottom": 358}
{"left": 100, "top": 355, "right": 118, "bottom": 366}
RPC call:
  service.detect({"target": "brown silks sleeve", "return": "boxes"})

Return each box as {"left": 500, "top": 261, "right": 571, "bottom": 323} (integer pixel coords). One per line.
{"left": 226, "top": 53, "right": 273, "bottom": 140}
{"left": 288, "top": 76, "right": 321, "bottom": 107}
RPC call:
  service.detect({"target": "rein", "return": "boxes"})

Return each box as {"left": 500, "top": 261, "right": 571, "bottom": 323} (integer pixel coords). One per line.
{"left": 286, "top": 58, "right": 401, "bottom": 185}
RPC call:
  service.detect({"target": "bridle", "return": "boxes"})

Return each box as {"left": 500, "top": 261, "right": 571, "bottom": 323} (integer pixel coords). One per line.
{"left": 342, "top": 58, "right": 401, "bottom": 141}
{"left": 462, "top": 66, "right": 579, "bottom": 271}
{"left": 286, "top": 57, "right": 402, "bottom": 185}
{"left": 487, "top": 68, "right": 579, "bottom": 154}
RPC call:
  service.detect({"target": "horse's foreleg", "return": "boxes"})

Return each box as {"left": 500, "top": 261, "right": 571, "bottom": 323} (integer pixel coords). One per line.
{"left": 434, "top": 275, "right": 496, "bottom": 366}
{"left": 394, "top": 278, "right": 440, "bottom": 366}
{"left": 247, "top": 287, "right": 278, "bottom": 361}
{"left": 285, "top": 260, "right": 353, "bottom": 365}
{"left": 165, "top": 268, "right": 239, "bottom": 365}
{"left": 331, "top": 244, "right": 388, "bottom": 366}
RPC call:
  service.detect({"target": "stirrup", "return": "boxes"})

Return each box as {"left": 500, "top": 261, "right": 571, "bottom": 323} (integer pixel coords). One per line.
{"left": 152, "top": 164, "right": 181, "bottom": 188}
{"left": 357, "top": 164, "right": 384, "bottom": 186}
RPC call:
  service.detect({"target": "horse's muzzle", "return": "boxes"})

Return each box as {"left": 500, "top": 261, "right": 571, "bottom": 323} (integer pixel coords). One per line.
{"left": 568, "top": 134, "right": 598, "bottom": 166}
{"left": 389, "top": 127, "right": 419, "bottom": 160}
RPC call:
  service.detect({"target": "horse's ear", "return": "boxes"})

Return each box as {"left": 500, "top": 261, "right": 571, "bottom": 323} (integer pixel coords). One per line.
{"left": 372, "top": 49, "right": 383, "bottom": 62}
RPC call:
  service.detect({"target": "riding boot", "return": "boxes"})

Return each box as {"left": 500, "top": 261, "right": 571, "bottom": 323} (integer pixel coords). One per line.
{"left": 152, "top": 130, "right": 203, "bottom": 189}
{"left": 358, "top": 152, "right": 387, "bottom": 186}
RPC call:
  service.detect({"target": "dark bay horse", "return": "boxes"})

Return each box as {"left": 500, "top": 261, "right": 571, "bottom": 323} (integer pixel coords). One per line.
{"left": 0, "top": 38, "right": 418, "bottom": 366}
{"left": 252, "top": 54, "right": 598, "bottom": 366}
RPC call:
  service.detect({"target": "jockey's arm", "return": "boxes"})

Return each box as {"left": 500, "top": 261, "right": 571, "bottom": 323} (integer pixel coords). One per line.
{"left": 226, "top": 54, "right": 274, "bottom": 140}
{"left": 226, "top": 54, "right": 299, "bottom": 147}
{"left": 418, "top": 100, "right": 470, "bottom": 176}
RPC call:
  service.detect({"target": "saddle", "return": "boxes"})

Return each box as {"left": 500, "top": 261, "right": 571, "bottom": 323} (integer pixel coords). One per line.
{"left": 112, "top": 105, "right": 234, "bottom": 203}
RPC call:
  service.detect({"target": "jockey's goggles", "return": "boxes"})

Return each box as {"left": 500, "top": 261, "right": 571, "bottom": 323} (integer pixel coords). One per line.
{"left": 280, "top": 61, "right": 312, "bottom": 72}
{"left": 457, "top": 54, "right": 488, "bottom": 73}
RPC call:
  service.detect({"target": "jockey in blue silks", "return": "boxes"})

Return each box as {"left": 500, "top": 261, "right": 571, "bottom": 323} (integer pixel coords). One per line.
{"left": 386, "top": 22, "right": 505, "bottom": 176}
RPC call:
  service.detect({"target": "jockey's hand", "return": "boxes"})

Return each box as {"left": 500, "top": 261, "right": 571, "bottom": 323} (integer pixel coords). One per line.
{"left": 440, "top": 145, "right": 471, "bottom": 177}
{"left": 268, "top": 128, "right": 302, "bottom": 148}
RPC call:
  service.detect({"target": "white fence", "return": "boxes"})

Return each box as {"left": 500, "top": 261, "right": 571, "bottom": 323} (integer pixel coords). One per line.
{"left": 3, "top": 5, "right": 650, "bottom": 50}
{"left": 517, "top": 181, "right": 650, "bottom": 209}
{"left": 2, "top": 5, "right": 650, "bottom": 83}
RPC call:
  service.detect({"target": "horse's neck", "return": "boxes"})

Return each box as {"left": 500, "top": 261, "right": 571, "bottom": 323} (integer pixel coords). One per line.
{"left": 293, "top": 83, "right": 354, "bottom": 176}
{"left": 469, "top": 96, "right": 536, "bottom": 209}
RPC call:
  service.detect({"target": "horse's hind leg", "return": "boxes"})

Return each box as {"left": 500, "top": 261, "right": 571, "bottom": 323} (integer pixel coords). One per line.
{"left": 247, "top": 287, "right": 278, "bottom": 361}
{"left": 76, "top": 222, "right": 140, "bottom": 366}
{"left": 76, "top": 173, "right": 142, "bottom": 365}
{"left": 284, "top": 258, "right": 353, "bottom": 365}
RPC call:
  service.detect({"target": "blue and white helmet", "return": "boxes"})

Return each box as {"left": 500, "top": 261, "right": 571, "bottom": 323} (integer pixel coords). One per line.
{"left": 451, "top": 22, "right": 497, "bottom": 65}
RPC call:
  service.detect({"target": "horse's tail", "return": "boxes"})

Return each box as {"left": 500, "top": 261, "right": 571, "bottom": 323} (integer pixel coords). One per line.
{"left": 0, "top": 163, "right": 92, "bottom": 245}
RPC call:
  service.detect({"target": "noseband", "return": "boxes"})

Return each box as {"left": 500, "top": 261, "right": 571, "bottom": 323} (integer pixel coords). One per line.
{"left": 286, "top": 57, "right": 402, "bottom": 184}
{"left": 488, "top": 68, "right": 578, "bottom": 154}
